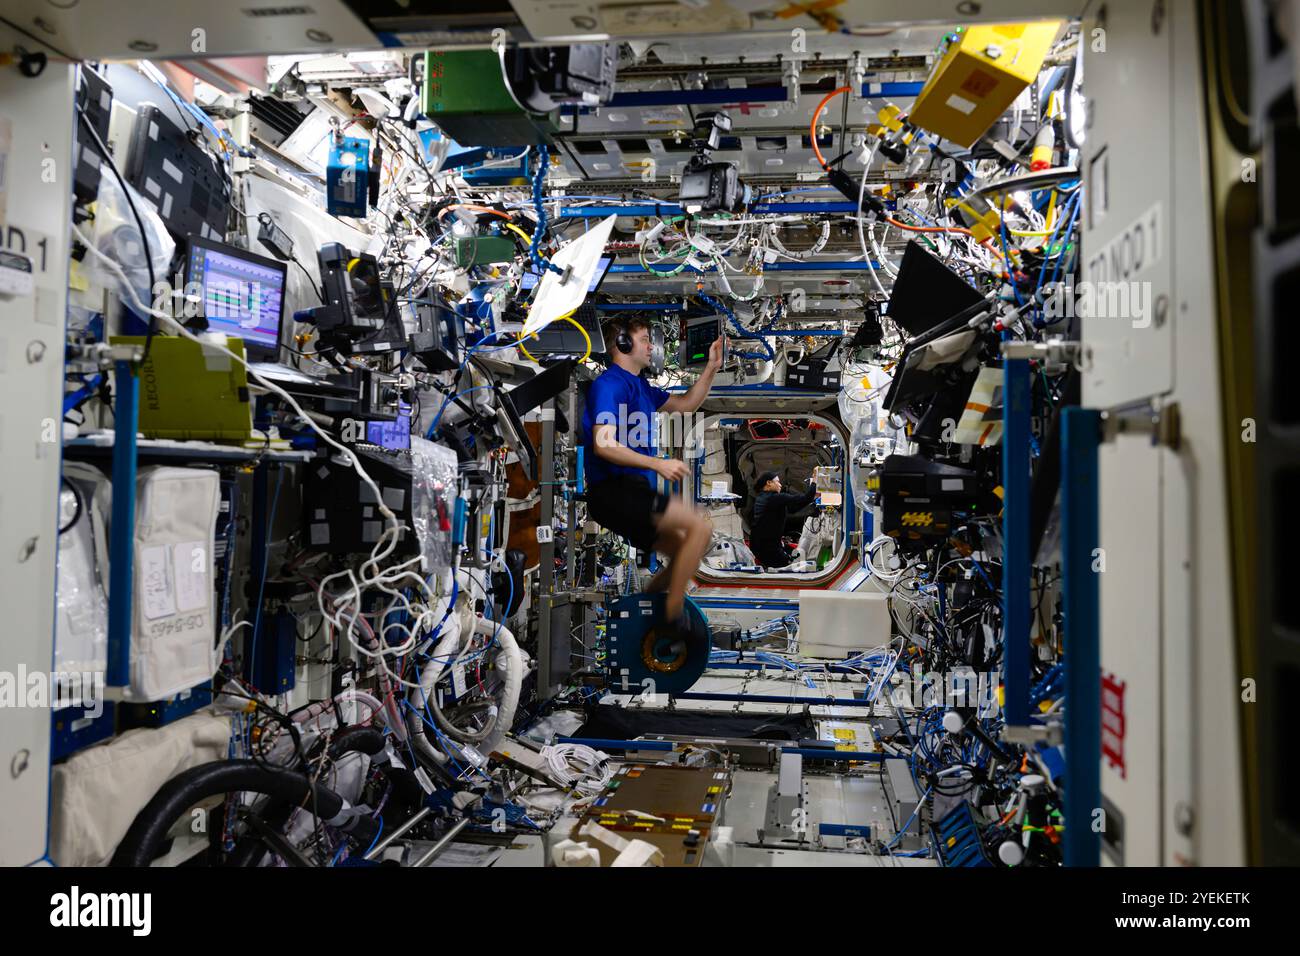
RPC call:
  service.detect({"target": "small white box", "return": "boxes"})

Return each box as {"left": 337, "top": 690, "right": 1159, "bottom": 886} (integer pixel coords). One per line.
{"left": 797, "top": 590, "right": 891, "bottom": 658}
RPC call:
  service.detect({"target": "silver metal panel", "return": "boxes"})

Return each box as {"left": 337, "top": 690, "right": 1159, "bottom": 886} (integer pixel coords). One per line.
{"left": 727, "top": 845, "right": 936, "bottom": 866}
{"left": 1, "top": 1, "right": 376, "bottom": 59}
{"left": 1081, "top": 1, "right": 1175, "bottom": 405}
{"left": 512, "top": 0, "right": 1087, "bottom": 43}
{"left": 0, "top": 29, "right": 73, "bottom": 865}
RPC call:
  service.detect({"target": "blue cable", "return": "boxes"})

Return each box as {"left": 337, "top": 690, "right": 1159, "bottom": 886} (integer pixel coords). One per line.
{"left": 1044, "top": 192, "right": 1082, "bottom": 292}
{"left": 1033, "top": 190, "right": 1081, "bottom": 322}
{"left": 362, "top": 816, "right": 385, "bottom": 858}
{"left": 427, "top": 384, "right": 497, "bottom": 437}
{"left": 885, "top": 785, "right": 934, "bottom": 849}
{"left": 423, "top": 328, "right": 521, "bottom": 438}
{"left": 404, "top": 700, "right": 469, "bottom": 777}
{"left": 63, "top": 372, "right": 104, "bottom": 415}
{"left": 698, "top": 292, "right": 774, "bottom": 361}
{"left": 530, "top": 146, "right": 564, "bottom": 276}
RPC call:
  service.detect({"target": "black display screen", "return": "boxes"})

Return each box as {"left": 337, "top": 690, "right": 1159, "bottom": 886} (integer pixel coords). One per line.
{"left": 685, "top": 318, "right": 721, "bottom": 365}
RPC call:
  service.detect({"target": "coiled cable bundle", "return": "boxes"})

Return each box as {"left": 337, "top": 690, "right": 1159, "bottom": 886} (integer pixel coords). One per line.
{"left": 541, "top": 743, "right": 613, "bottom": 795}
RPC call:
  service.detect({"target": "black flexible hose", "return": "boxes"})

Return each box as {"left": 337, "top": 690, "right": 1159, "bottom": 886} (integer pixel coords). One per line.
{"left": 229, "top": 726, "right": 392, "bottom": 868}
{"left": 111, "top": 759, "right": 378, "bottom": 867}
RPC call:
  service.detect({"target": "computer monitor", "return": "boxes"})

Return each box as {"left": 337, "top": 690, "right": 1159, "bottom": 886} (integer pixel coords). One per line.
{"left": 185, "top": 236, "right": 287, "bottom": 359}
{"left": 520, "top": 255, "right": 613, "bottom": 293}
{"left": 366, "top": 403, "right": 412, "bottom": 451}
{"left": 886, "top": 240, "right": 986, "bottom": 338}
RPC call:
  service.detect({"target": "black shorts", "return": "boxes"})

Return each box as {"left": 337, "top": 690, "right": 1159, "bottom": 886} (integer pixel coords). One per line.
{"left": 586, "top": 475, "right": 670, "bottom": 552}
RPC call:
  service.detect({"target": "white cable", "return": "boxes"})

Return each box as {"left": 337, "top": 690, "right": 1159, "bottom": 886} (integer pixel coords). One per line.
{"left": 852, "top": 144, "right": 890, "bottom": 299}
{"left": 542, "top": 743, "right": 613, "bottom": 795}
{"left": 866, "top": 534, "right": 906, "bottom": 582}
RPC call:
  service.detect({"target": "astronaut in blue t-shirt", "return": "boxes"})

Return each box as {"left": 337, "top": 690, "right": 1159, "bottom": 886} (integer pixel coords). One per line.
{"left": 581, "top": 316, "right": 722, "bottom": 633}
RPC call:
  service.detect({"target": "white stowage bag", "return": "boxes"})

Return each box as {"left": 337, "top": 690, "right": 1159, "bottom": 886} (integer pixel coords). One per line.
{"left": 55, "top": 464, "right": 111, "bottom": 676}
{"left": 110, "top": 467, "right": 221, "bottom": 701}
{"left": 49, "top": 711, "right": 232, "bottom": 867}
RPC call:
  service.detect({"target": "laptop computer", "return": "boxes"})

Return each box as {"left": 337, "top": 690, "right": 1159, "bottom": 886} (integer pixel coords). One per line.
{"left": 185, "top": 236, "right": 351, "bottom": 397}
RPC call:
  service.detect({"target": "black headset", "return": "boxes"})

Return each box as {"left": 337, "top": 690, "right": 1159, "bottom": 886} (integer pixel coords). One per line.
{"left": 612, "top": 320, "right": 634, "bottom": 355}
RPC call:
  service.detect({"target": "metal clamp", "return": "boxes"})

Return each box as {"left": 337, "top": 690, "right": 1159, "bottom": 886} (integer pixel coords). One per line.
{"left": 1002, "top": 723, "right": 1063, "bottom": 747}
{"left": 1000, "top": 338, "right": 1089, "bottom": 370}
{"left": 75, "top": 341, "right": 145, "bottom": 370}
{"left": 1101, "top": 400, "right": 1180, "bottom": 450}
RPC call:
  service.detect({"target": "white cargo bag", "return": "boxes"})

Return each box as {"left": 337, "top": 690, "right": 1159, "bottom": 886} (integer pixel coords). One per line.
{"left": 123, "top": 466, "right": 221, "bottom": 700}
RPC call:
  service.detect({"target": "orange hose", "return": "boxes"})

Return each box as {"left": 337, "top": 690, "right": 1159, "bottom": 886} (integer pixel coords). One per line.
{"left": 811, "top": 85, "right": 852, "bottom": 171}
{"left": 881, "top": 215, "right": 1008, "bottom": 263}
{"left": 438, "top": 204, "right": 511, "bottom": 221}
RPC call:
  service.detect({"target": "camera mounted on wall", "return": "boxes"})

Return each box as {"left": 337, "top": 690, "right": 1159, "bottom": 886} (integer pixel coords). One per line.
{"left": 678, "top": 111, "right": 749, "bottom": 214}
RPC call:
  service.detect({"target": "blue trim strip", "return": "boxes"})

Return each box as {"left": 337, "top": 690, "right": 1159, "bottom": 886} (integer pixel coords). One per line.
{"left": 818, "top": 822, "right": 873, "bottom": 838}
{"left": 1002, "top": 359, "right": 1032, "bottom": 726}
{"left": 751, "top": 201, "right": 861, "bottom": 214}
{"left": 557, "top": 203, "right": 683, "bottom": 218}
{"left": 106, "top": 360, "right": 138, "bottom": 688}
{"left": 593, "top": 302, "right": 687, "bottom": 312}
{"left": 1061, "top": 408, "right": 1102, "bottom": 867}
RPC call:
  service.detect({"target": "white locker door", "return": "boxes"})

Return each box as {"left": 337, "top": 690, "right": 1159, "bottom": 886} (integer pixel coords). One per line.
{"left": 1081, "top": 1, "right": 1177, "bottom": 405}
{"left": 0, "top": 31, "right": 74, "bottom": 866}
{"left": 1097, "top": 430, "right": 1163, "bottom": 865}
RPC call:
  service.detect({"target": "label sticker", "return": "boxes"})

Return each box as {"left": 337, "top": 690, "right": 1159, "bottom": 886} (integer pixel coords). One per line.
{"left": 140, "top": 545, "right": 176, "bottom": 620}
{"left": 1101, "top": 671, "right": 1127, "bottom": 778}
{"left": 161, "top": 157, "right": 184, "bottom": 184}
{"left": 1085, "top": 202, "right": 1162, "bottom": 285}
{"left": 945, "top": 94, "right": 977, "bottom": 115}
{"left": 172, "top": 540, "right": 208, "bottom": 613}
{"left": 960, "top": 68, "right": 998, "bottom": 98}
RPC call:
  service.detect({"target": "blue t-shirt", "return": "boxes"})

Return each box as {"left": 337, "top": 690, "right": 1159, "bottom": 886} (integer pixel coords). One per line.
{"left": 582, "top": 364, "right": 670, "bottom": 488}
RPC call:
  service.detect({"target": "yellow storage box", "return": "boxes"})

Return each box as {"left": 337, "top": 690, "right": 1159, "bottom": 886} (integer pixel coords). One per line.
{"left": 907, "top": 21, "right": 1064, "bottom": 148}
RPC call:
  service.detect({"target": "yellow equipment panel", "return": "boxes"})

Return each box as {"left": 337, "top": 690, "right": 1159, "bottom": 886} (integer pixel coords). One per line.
{"left": 908, "top": 21, "right": 1063, "bottom": 148}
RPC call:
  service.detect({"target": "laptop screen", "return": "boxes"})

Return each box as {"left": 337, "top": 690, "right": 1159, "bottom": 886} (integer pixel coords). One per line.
{"left": 186, "top": 237, "right": 287, "bottom": 355}
{"left": 519, "top": 255, "right": 612, "bottom": 293}
{"left": 366, "top": 404, "right": 412, "bottom": 450}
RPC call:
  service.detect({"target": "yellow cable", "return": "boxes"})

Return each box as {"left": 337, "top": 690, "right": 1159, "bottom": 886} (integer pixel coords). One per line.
{"left": 516, "top": 309, "right": 590, "bottom": 364}
{"left": 503, "top": 222, "right": 534, "bottom": 247}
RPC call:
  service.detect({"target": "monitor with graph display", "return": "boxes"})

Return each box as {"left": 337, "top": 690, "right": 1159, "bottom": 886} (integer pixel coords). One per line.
{"left": 185, "top": 236, "right": 288, "bottom": 357}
